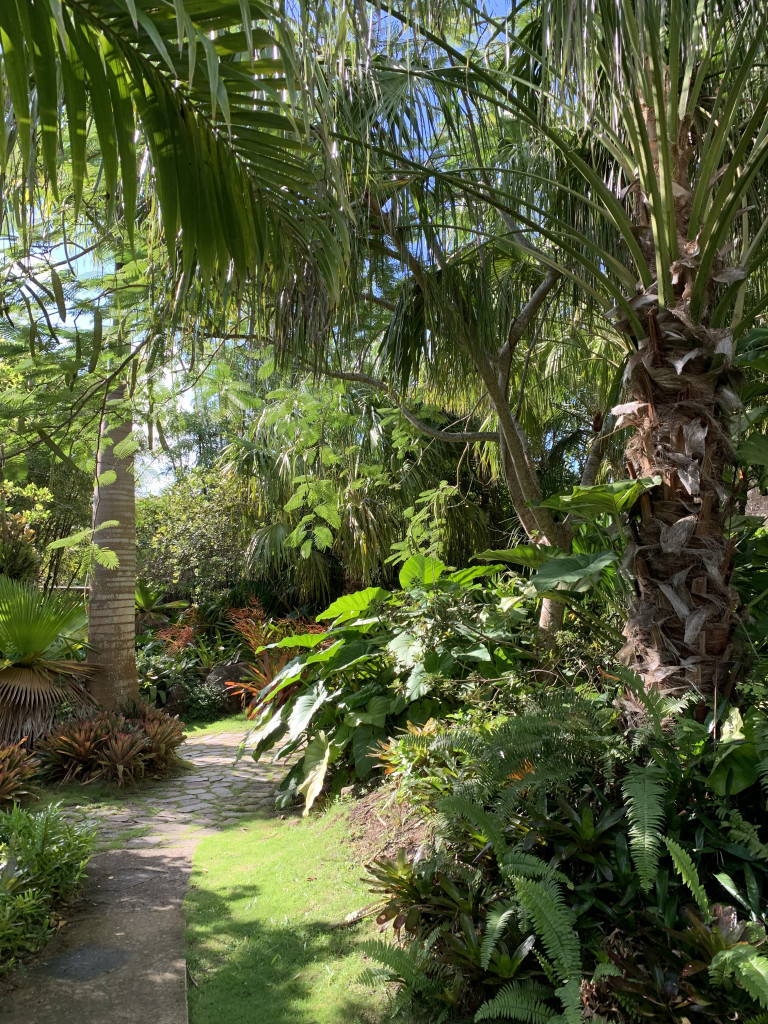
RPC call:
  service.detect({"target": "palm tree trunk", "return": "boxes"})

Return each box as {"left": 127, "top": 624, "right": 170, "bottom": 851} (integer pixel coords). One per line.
{"left": 86, "top": 390, "right": 139, "bottom": 707}
{"left": 617, "top": 312, "right": 740, "bottom": 697}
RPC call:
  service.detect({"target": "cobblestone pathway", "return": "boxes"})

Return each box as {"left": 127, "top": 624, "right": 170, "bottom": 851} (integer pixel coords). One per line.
{"left": 61, "top": 731, "right": 276, "bottom": 847}
{"left": 6, "top": 731, "right": 275, "bottom": 1024}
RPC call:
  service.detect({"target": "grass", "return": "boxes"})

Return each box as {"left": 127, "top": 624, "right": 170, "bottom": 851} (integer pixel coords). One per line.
{"left": 185, "top": 803, "right": 389, "bottom": 1024}
{"left": 183, "top": 713, "right": 250, "bottom": 737}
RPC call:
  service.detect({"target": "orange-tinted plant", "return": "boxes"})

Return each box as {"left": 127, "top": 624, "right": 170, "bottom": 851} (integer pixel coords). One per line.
{"left": 0, "top": 741, "right": 38, "bottom": 801}
{"left": 156, "top": 623, "right": 196, "bottom": 652}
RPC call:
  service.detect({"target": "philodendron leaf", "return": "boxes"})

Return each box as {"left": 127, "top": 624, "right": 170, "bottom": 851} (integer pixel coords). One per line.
{"left": 317, "top": 587, "right": 390, "bottom": 622}
{"left": 399, "top": 554, "right": 446, "bottom": 588}
{"left": 474, "top": 545, "right": 570, "bottom": 568}
{"left": 298, "top": 731, "right": 332, "bottom": 814}
{"left": 738, "top": 435, "right": 768, "bottom": 467}
{"left": 529, "top": 551, "right": 618, "bottom": 592}
{"left": 537, "top": 477, "right": 661, "bottom": 519}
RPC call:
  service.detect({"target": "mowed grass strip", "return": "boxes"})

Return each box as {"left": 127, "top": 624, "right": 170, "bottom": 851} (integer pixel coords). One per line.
{"left": 185, "top": 805, "right": 387, "bottom": 1024}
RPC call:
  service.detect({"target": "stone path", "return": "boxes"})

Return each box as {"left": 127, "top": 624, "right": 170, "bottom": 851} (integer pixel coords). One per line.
{"left": 4, "top": 732, "right": 274, "bottom": 1024}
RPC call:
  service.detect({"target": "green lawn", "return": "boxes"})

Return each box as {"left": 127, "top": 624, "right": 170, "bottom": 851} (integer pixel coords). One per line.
{"left": 183, "top": 712, "right": 251, "bottom": 737}
{"left": 185, "top": 805, "right": 390, "bottom": 1024}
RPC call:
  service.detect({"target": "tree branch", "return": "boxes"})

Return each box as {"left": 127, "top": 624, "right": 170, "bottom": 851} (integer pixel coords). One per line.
{"left": 320, "top": 368, "right": 498, "bottom": 443}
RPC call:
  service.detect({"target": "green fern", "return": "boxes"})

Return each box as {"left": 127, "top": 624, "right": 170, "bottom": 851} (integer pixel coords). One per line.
{"left": 360, "top": 937, "right": 434, "bottom": 993}
{"left": 474, "top": 980, "right": 554, "bottom": 1022}
{"left": 664, "top": 836, "right": 709, "bottom": 914}
{"left": 710, "top": 946, "right": 768, "bottom": 1010}
{"left": 480, "top": 901, "right": 519, "bottom": 970}
{"left": 439, "top": 794, "right": 509, "bottom": 860}
{"left": 500, "top": 850, "right": 570, "bottom": 887}
{"left": 511, "top": 877, "right": 581, "bottom": 985}
{"left": 622, "top": 762, "right": 667, "bottom": 891}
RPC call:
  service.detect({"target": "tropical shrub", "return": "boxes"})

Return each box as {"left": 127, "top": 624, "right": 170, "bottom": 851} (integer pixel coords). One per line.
{"left": 362, "top": 680, "right": 768, "bottom": 1021}
{"left": 0, "top": 742, "right": 38, "bottom": 802}
{"left": 242, "top": 555, "right": 545, "bottom": 811}
{"left": 36, "top": 705, "right": 185, "bottom": 787}
{"left": 0, "top": 803, "right": 94, "bottom": 973}
{"left": 0, "top": 512, "right": 40, "bottom": 582}
{"left": 0, "top": 577, "right": 93, "bottom": 745}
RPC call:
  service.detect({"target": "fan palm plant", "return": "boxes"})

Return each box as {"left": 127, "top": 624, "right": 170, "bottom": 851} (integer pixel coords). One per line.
{"left": 0, "top": 576, "right": 94, "bottom": 745}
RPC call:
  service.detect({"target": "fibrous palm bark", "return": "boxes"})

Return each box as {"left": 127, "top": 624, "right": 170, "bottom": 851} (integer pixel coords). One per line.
{"left": 610, "top": 109, "right": 746, "bottom": 698}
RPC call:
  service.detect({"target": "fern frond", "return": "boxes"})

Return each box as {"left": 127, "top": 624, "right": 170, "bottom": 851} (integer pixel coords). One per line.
{"left": 623, "top": 763, "right": 667, "bottom": 891}
{"left": 439, "top": 794, "right": 508, "bottom": 859}
{"left": 360, "top": 938, "right": 431, "bottom": 993}
{"left": 664, "top": 836, "right": 709, "bottom": 915}
{"left": 710, "top": 946, "right": 768, "bottom": 1010}
{"left": 554, "top": 977, "right": 583, "bottom": 1024}
{"left": 480, "top": 901, "right": 518, "bottom": 970}
{"left": 511, "top": 876, "right": 581, "bottom": 984}
{"left": 474, "top": 980, "right": 554, "bottom": 1022}
{"left": 592, "top": 962, "right": 622, "bottom": 982}
{"left": 500, "top": 850, "right": 571, "bottom": 887}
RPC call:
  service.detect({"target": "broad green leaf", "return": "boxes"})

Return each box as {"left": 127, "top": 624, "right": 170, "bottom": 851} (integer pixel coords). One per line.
{"left": 317, "top": 587, "right": 390, "bottom": 622}
{"left": 738, "top": 435, "right": 768, "bottom": 467}
{"left": 287, "top": 685, "right": 328, "bottom": 742}
{"left": 475, "top": 545, "right": 569, "bottom": 568}
{"left": 399, "top": 554, "right": 446, "bottom": 588}
{"left": 297, "top": 732, "right": 331, "bottom": 814}
{"left": 530, "top": 551, "right": 618, "bottom": 592}
{"left": 538, "top": 477, "right": 661, "bottom": 519}
{"left": 274, "top": 632, "right": 329, "bottom": 649}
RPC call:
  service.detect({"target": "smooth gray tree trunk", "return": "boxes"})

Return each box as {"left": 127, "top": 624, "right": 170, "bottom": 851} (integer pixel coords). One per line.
{"left": 86, "top": 390, "right": 139, "bottom": 707}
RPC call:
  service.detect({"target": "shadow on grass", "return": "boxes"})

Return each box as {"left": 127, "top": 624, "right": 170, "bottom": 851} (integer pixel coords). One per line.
{"left": 185, "top": 875, "right": 383, "bottom": 1024}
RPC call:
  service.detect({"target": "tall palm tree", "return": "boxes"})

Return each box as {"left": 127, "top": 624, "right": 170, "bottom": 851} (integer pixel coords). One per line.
{"left": 86, "top": 386, "right": 139, "bottom": 707}
{"left": 298, "top": 0, "right": 768, "bottom": 696}
{"left": 1, "top": 1, "right": 349, "bottom": 707}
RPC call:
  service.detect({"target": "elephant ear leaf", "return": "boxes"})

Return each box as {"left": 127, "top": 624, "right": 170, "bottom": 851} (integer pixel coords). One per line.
{"left": 537, "top": 477, "right": 660, "bottom": 519}
{"left": 399, "top": 554, "right": 446, "bottom": 588}
{"left": 298, "top": 732, "right": 332, "bottom": 815}
{"left": 529, "top": 551, "right": 617, "bottom": 592}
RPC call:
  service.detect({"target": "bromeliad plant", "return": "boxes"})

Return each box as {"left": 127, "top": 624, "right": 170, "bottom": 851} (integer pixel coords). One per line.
{"left": 36, "top": 704, "right": 186, "bottom": 787}
{"left": 361, "top": 679, "right": 768, "bottom": 1021}
{"left": 0, "top": 577, "right": 94, "bottom": 746}
{"left": 241, "top": 555, "right": 536, "bottom": 811}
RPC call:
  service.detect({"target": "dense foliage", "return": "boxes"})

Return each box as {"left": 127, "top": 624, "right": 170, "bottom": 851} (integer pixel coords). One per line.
{"left": 0, "top": 804, "right": 94, "bottom": 973}
{"left": 37, "top": 705, "right": 186, "bottom": 787}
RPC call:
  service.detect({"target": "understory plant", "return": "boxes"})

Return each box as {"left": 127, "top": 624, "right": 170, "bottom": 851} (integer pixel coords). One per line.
{"left": 0, "top": 803, "right": 94, "bottom": 972}
{"left": 36, "top": 703, "right": 186, "bottom": 787}
{"left": 241, "top": 555, "right": 550, "bottom": 811}
{"left": 0, "top": 742, "right": 38, "bottom": 802}
{"left": 0, "top": 577, "right": 93, "bottom": 745}
{"left": 361, "top": 679, "right": 768, "bottom": 1022}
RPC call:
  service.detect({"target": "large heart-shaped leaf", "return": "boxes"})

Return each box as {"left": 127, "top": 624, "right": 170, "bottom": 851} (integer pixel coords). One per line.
{"left": 298, "top": 732, "right": 332, "bottom": 814}
{"left": 537, "top": 477, "right": 660, "bottom": 519}
{"left": 399, "top": 554, "right": 446, "bottom": 588}
{"left": 317, "top": 587, "right": 390, "bottom": 622}
{"left": 530, "top": 551, "right": 618, "bottom": 591}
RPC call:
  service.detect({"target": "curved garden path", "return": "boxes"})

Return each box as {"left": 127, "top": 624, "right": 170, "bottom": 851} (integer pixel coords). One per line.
{"left": 4, "top": 732, "right": 274, "bottom": 1024}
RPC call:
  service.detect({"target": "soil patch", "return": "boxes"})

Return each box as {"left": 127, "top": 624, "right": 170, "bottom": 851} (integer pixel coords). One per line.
{"left": 344, "top": 786, "right": 433, "bottom": 863}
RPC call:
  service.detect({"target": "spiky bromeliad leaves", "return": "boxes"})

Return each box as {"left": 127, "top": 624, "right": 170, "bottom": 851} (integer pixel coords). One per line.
{"left": 0, "top": 577, "right": 94, "bottom": 745}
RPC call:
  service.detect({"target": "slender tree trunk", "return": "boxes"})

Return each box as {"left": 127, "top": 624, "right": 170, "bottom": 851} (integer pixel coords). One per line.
{"left": 87, "top": 389, "right": 139, "bottom": 707}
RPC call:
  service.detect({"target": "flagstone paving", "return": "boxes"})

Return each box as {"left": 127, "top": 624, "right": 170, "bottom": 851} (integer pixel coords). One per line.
{"left": 4, "top": 731, "right": 275, "bottom": 1024}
